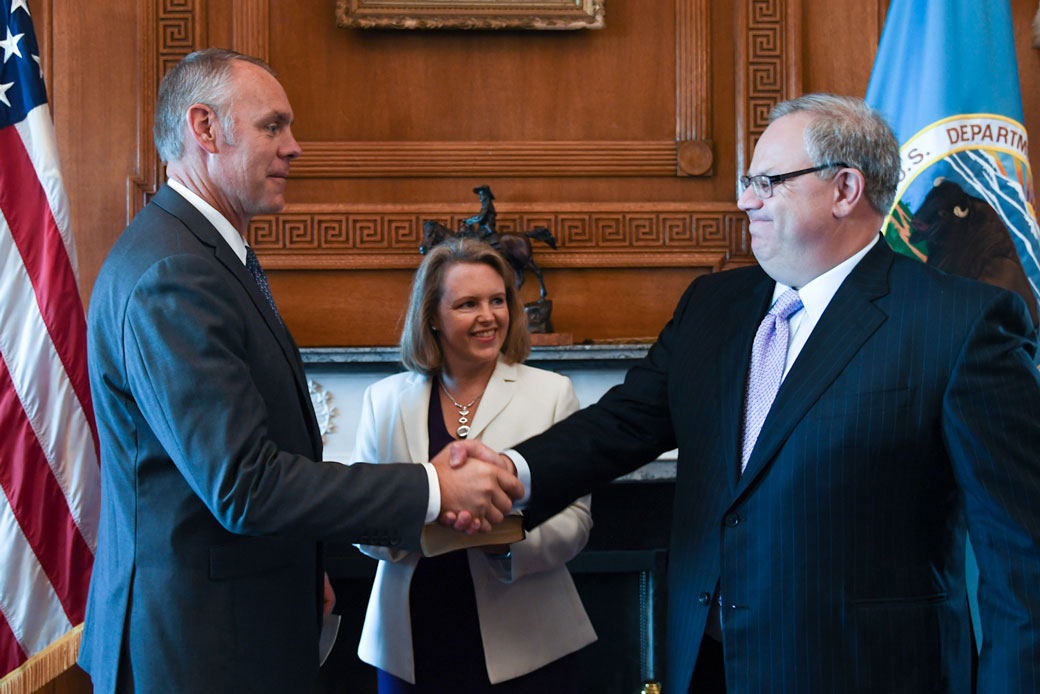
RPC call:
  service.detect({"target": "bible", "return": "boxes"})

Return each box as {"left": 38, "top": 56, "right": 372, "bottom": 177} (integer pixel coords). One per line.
{"left": 419, "top": 513, "right": 525, "bottom": 557}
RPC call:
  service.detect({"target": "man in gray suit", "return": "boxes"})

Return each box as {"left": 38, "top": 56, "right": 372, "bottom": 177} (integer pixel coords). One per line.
{"left": 449, "top": 95, "right": 1040, "bottom": 693}
{"left": 78, "top": 48, "right": 521, "bottom": 693}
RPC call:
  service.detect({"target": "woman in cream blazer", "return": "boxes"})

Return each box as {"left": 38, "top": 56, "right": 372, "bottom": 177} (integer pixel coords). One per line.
{"left": 354, "top": 359, "right": 596, "bottom": 685}
{"left": 353, "top": 237, "right": 595, "bottom": 690}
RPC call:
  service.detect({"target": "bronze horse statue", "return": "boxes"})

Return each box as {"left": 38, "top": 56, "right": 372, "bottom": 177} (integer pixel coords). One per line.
{"left": 420, "top": 219, "right": 557, "bottom": 298}
{"left": 420, "top": 186, "right": 558, "bottom": 299}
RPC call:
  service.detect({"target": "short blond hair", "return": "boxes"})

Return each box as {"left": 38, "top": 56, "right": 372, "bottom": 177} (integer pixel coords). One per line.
{"left": 400, "top": 237, "right": 530, "bottom": 376}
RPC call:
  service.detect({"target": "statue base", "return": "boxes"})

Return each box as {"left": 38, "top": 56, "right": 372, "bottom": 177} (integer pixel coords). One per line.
{"left": 530, "top": 332, "right": 574, "bottom": 346}
{"left": 524, "top": 297, "right": 554, "bottom": 333}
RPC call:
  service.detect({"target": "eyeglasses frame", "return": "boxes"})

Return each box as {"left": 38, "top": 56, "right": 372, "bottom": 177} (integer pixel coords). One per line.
{"left": 739, "top": 162, "right": 850, "bottom": 199}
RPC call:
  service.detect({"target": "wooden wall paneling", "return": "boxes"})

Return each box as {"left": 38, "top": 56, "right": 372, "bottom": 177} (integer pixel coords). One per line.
{"left": 676, "top": 0, "right": 714, "bottom": 176}
{"left": 277, "top": 2, "right": 673, "bottom": 147}
{"left": 126, "top": 0, "right": 158, "bottom": 218}
{"left": 1014, "top": 0, "right": 1040, "bottom": 182}
{"left": 800, "top": 0, "right": 883, "bottom": 96}
{"left": 252, "top": 0, "right": 748, "bottom": 345}
{"left": 46, "top": 0, "right": 144, "bottom": 310}
{"left": 289, "top": 0, "right": 713, "bottom": 180}
{"left": 232, "top": 0, "right": 268, "bottom": 61}
{"left": 30, "top": 0, "right": 51, "bottom": 92}
{"left": 255, "top": 201, "right": 752, "bottom": 345}
{"left": 276, "top": 266, "right": 712, "bottom": 346}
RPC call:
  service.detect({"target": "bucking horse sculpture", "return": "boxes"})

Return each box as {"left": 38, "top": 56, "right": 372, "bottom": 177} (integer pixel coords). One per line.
{"left": 420, "top": 185, "right": 558, "bottom": 300}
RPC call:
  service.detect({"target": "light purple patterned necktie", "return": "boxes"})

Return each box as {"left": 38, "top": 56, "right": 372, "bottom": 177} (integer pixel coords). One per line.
{"left": 740, "top": 289, "right": 802, "bottom": 473}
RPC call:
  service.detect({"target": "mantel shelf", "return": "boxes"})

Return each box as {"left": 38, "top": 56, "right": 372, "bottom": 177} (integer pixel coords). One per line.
{"left": 301, "top": 342, "right": 654, "bottom": 370}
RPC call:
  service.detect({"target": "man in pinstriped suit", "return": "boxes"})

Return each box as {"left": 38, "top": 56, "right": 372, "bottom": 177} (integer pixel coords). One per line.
{"left": 448, "top": 94, "right": 1040, "bottom": 692}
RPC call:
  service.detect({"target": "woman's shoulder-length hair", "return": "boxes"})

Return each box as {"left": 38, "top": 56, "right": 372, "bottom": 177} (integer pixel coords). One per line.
{"left": 399, "top": 236, "right": 530, "bottom": 376}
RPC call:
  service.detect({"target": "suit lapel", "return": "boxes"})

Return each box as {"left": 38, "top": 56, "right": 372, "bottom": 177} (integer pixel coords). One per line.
{"left": 399, "top": 374, "right": 433, "bottom": 462}
{"left": 152, "top": 185, "right": 322, "bottom": 455}
{"left": 721, "top": 274, "right": 776, "bottom": 494}
{"left": 735, "top": 240, "right": 893, "bottom": 497}
{"left": 465, "top": 359, "right": 516, "bottom": 442}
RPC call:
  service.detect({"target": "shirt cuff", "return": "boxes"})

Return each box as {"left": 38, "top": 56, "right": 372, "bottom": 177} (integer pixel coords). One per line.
{"left": 421, "top": 462, "right": 440, "bottom": 523}
{"left": 503, "top": 449, "right": 531, "bottom": 508}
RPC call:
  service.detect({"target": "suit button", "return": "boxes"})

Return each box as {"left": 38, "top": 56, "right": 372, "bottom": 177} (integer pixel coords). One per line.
{"left": 724, "top": 513, "right": 741, "bottom": 527}
{"left": 698, "top": 592, "right": 711, "bottom": 606}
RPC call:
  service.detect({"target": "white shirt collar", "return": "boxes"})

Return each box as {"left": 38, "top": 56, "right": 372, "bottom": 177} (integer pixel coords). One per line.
{"left": 167, "top": 178, "right": 248, "bottom": 266}
{"left": 770, "top": 234, "right": 880, "bottom": 322}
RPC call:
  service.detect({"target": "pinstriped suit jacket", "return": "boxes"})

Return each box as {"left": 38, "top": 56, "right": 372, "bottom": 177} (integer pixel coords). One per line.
{"left": 517, "top": 239, "right": 1040, "bottom": 693}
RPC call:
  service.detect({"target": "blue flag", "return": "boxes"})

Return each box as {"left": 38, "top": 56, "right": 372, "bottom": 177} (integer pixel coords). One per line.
{"left": 866, "top": 0, "right": 1040, "bottom": 341}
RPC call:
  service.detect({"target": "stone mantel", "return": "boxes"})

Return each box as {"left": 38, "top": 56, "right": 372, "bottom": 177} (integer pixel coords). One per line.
{"left": 301, "top": 342, "right": 654, "bottom": 369}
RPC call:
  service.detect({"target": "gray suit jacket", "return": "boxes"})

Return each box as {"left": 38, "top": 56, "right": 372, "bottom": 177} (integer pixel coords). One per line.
{"left": 79, "top": 185, "right": 429, "bottom": 693}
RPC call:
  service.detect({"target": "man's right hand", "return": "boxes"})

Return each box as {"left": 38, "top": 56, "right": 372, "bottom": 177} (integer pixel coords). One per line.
{"left": 431, "top": 441, "right": 523, "bottom": 534}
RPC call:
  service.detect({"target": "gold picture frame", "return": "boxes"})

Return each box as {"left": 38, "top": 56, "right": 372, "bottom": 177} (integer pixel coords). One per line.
{"left": 1033, "top": 0, "right": 1039, "bottom": 49}
{"left": 336, "top": 0, "right": 605, "bottom": 30}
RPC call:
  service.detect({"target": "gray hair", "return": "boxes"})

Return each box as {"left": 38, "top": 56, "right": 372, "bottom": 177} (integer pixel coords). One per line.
{"left": 153, "top": 48, "right": 275, "bottom": 163}
{"left": 771, "top": 94, "right": 900, "bottom": 215}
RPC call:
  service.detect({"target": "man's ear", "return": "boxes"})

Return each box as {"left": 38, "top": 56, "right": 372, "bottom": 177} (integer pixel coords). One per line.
{"left": 832, "top": 167, "right": 866, "bottom": 218}
{"left": 186, "top": 103, "right": 221, "bottom": 155}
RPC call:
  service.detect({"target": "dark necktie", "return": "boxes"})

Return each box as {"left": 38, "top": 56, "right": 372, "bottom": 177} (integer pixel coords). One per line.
{"left": 245, "top": 246, "right": 282, "bottom": 322}
{"left": 740, "top": 288, "right": 802, "bottom": 473}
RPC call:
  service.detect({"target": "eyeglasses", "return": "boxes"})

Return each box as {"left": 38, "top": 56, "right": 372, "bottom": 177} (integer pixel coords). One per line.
{"left": 739, "top": 162, "right": 849, "bottom": 199}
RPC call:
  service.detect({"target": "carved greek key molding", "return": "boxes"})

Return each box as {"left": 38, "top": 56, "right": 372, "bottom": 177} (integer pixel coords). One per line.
{"left": 248, "top": 203, "right": 752, "bottom": 271}
{"left": 736, "top": 0, "right": 799, "bottom": 178}
{"left": 158, "top": 0, "right": 200, "bottom": 75}
{"left": 128, "top": 0, "right": 205, "bottom": 217}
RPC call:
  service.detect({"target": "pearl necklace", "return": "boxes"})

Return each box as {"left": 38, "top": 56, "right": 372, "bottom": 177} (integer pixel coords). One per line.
{"left": 440, "top": 380, "right": 483, "bottom": 438}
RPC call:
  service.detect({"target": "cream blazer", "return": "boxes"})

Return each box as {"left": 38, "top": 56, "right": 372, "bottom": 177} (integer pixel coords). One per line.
{"left": 353, "top": 358, "right": 596, "bottom": 684}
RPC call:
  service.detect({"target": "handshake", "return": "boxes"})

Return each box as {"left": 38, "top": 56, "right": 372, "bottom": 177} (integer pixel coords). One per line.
{"left": 430, "top": 439, "right": 522, "bottom": 534}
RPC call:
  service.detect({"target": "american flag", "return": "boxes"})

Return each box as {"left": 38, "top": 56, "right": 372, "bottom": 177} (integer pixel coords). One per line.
{"left": 0, "top": 0, "right": 99, "bottom": 679}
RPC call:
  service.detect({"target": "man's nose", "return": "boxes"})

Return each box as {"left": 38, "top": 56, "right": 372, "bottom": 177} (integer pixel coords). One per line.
{"left": 283, "top": 127, "right": 302, "bottom": 160}
{"left": 737, "top": 183, "right": 761, "bottom": 212}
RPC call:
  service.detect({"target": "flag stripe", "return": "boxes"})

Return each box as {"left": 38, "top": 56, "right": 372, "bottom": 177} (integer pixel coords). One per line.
{"left": 0, "top": 485, "right": 72, "bottom": 666}
{"left": 0, "top": 356, "right": 93, "bottom": 625}
{"left": 15, "top": 109, "right": 81, "bottom": 285}
{"left": 0, "top": 4, "right": 98, "bottom": 677}
{"left": 0, "top": 119, "right": 98, "bottom": 456}
{"left": 0, "top": 605, "right": 28, "bottom": 676}
{"left": 0, "top": 208, "right": 100, "bottom": 548}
